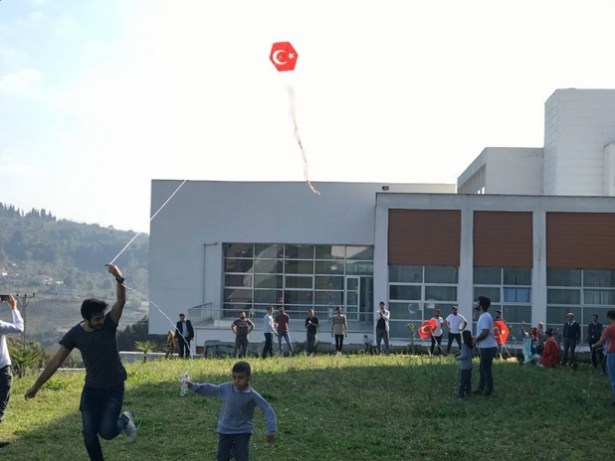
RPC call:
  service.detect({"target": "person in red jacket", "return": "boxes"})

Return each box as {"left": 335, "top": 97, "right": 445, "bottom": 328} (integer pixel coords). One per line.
{"left": 537, "top": 329, "right": 560, "bottom": 368}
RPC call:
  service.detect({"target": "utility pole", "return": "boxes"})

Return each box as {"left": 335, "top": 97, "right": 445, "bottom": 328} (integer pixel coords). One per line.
{"left": 16, "top": 293, "right": 35, "bottom": 349}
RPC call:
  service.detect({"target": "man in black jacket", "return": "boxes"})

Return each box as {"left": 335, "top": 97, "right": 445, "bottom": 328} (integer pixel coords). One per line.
{"left": 175, "top": 313, "right": 195, "bottom": 359}
{"left": 561, "top": 312, "right": 580, "bottom": 366}
{"left": 588, "top": 313, "right": 605, "bottom": 372}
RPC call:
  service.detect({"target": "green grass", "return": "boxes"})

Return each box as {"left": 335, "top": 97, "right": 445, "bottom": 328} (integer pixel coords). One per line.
{"left": 3, "top": 354, "right": 615, "bottom": 460}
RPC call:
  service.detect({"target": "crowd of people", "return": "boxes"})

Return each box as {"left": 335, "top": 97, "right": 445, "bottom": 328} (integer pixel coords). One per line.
{"left": 168, "top": 301, "right": 615, "bottom": 390}
{"left": 1, "top": 280, "right": 614, "bottom": 460}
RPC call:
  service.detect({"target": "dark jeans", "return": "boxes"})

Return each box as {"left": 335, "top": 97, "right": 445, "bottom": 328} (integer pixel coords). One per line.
{"left": 80, "top": 385, "right": 128, "bottom": 461}
{"left": 477, "top": 347, "right": 497, "bottom": 394}
{"left": 0, "top": 366, "right": 12, "bottom": 423}
{"left": 217, "top": 432, "right": 251, "bottom": 461}
{"left": 430, "top": 334, "right": 443, "bottom": 355}
{"left": 262, "top": 333, "right": 274, "bottom": 358}
{"left": 178, "top": 337, "right": 191, "bottom": 358}
{"left": 561, "top": 338, "right": 577, "bottom": 365}
{"left": 335, "top": 335, "right": 345, "bottom": 352}
{"left": 234, "top": 336, "right": 249, "bottom": 357}
{"left": 306, "top": 332, "right": 317, "bottom": 354}
{"left": 376, "top": 328, "right": 390, "bottom": 354}
{"left": 446, "top": 333, "right": 462, "bottom": 354}
{"left": 590, "top": 342, "right": 606, "bottom": 371}
{"left": 458, "top": 369, "right": 472, "bottom": 397}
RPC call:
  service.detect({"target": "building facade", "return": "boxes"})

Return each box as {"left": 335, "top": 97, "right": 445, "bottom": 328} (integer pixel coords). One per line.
{"left": 148, "top": 181, "right": 454, "bottom": 348}
{"left": 149, "top": 89, "right": 615, "bottom": 349}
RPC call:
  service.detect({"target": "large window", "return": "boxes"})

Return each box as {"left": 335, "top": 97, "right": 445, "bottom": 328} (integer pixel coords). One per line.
{"left": 473, "top": 267, "right": 531, "bottom": 335}
{"left": 547, "top": 268, "right": 615, "bottom": 342}
{"left": 223, "top": 243, "right": 374, "bottom": 321}
{"left": 388, "top": 265, "right": 458, "bottom": 340}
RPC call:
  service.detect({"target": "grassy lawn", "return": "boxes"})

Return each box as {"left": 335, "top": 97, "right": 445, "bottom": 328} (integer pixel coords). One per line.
{"left": 2, "top": 354, "right": 614, "bottom": 460}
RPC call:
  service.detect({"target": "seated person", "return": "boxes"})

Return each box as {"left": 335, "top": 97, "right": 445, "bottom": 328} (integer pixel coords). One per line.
{"left": 520, "top": 325, "right": 540, "bottom": 364}
{"left": 537, "top": 329, "right": 560, "bottom": 368}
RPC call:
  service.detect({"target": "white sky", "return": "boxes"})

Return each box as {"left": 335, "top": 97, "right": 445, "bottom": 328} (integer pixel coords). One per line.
{"left": 2, "top": 0, "right": 615, "bottom": 233}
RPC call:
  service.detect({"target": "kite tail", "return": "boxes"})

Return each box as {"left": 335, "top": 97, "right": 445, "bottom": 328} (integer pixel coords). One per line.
{"left": 288, "top": 85, "right": 320, "bottom": 196}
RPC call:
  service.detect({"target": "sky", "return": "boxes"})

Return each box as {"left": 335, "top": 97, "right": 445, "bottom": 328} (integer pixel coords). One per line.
{"left": 3, "top": 0, "right": 615, "bottom": 233}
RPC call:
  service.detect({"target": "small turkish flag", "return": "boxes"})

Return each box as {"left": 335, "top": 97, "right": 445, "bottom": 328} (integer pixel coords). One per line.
{"left": 270, "top": 42, "right": 298, "bottom": 72}
{"left": 418, "top": 319, "right": 437, "bottom": 339}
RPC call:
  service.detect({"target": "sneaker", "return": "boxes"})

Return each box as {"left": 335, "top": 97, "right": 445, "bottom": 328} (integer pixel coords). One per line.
{"left": 122, "top": 411, "right": 137, "bottom": 443}
{"left": 0, "top": 441, "right": 10, "bottom": 449}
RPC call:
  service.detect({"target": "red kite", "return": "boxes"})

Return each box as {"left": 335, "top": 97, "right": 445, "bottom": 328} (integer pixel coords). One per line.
{"left": 418, "top": 319, "right": 437, "bottom": 339}
{"left": 270, "top": 42, "right": 299, "bottom": 72}
{"left": 493, "top": 319, "right": 509, "bottom": 345}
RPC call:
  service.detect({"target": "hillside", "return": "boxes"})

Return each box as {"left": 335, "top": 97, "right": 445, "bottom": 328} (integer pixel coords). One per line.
{"left": 0, "top": 203, "right": 149, "bottom": 348}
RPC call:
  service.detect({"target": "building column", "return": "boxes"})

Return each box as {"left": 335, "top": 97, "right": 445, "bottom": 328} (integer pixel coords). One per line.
{"left": 373, "top": 202, "right": 389, "bottom": 333}
{"left": 457, "top": 204, "right": 474, "bottom": 322}
{"left": 532, "top": 211, "right": 547, "bottom": 324}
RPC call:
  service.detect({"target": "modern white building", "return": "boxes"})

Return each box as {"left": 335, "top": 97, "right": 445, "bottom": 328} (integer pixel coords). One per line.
{"left": 458, "top": 88, "right": 615, "bottom": 197}
{"left": 149, "top": 89, "right": 615, "bottom": 352}
{"left": 148, "top": 181, "right": 455, "bottom": 350}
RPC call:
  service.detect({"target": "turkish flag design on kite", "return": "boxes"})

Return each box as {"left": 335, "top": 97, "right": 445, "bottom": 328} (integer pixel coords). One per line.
{"left": 270, "top": 42, "right": 299, "bottom": 72}
{"left": 493, "top": 320, "right": 509, "bottom": 345}
{"left": 418, "top": 319, "right": 437, "bottom": 339}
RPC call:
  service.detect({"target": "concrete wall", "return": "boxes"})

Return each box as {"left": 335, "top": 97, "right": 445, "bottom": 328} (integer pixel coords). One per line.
{"left": 457, "top": 147, "right": 543, "bottom": 195}
{"left": 604, "top": 143, "right": 615, "bottom": 196}
{"left": 544, "top": 89, "right": 615, "bottom": 196}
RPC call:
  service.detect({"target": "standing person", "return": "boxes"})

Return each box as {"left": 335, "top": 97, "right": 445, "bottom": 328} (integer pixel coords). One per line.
{"left": 591, "top": 310, "right": 615, "bottom": 405}
{"left": 275, "top": 306, "right": 293, "bottom": 355}
{"left": 473, "top": 296, "right": 498, "bottom": 397}
{"left": 561, "top": 312, "right": 580, "bottom": 366}
{"left": 588, "top": 314, "right": 605, "bottom": 373}
{"left": 457, "top": 330, "right": 474, "bottom": 397}
{"left": 331, "top": 306, "right": 348, "bottom": 354}
{"left": 493, "top": 309, "right": 507, "bottom": 359}
{"left": 445, "top": 306, "right": 468, "bottom": 354}
{"left": 305, "top": 308, "right": 319, "bottom": 355}
{"left": 175, "top": 313, "right": 195, "bottom": 359}
{"left": 24, "top": 264, "right": 137, "bottom": 461}
{"left": 232, "top": 312, "right": 255, "bottom": 358}
{"left": 0, "top": 294, "right": 24, "bottom": 449}
{"left": 165, "top": 329, "right": 177, "bottom": 359}
{"left": 537, "top": 329, "right": 560, "bottom": 368}
{"left": 186, "top": 361, "right": 276, "bottom": 461}
{"left": 429, "top": 309, "right": 445, "bottom": 356}
{"left": 375, "top": 301, "right": 390, "bottom": 355}
{"left": 261, "top": 306, "right": 277, "bottom": 359}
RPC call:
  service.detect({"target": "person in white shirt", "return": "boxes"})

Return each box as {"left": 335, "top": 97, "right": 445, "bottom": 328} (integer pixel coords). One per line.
{"left": 0, "top": 294, "right": 24, "bottom": 449}
{"left": 473, "top": 296, "right": 498, "bottom": 396}
{"left": 375, "top": 301, "right": 390, "bottom": 354}
{"left": 430, "top": 309, "right": 445, "bottom": 356}
{"left": 445, "top": 306, "right": 467, "bottom": 354}
{"left": 261, "top": 306, "right": 277, "bottom": 358}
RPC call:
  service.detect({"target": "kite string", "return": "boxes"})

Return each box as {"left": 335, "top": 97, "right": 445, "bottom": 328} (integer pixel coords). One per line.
{"left": 287, "top": 85, "right": 320, "bottom": 196}
{"left": 108, "top": 179, "right": 188, "bottom": 265}
{"left": 105, "top": 179, "right": 195, "bottom": 365}
{"left": 124, "top": 283, "right": 195, "bottom": 364}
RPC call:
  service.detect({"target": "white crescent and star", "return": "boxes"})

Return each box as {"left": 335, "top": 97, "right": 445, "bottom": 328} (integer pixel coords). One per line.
{"left": 272, "top": 49, "right": 288, "bottom": 66}
{"left": 272, "top": 49, "right": 296, "bottom": 66}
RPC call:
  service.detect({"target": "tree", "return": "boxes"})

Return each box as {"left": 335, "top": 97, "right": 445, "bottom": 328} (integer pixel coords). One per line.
{"left": 8, "top": 338, "right": 48, "bottom": 378}
{"left": 134, "top": 340, "right": 158, "bottom": 363}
